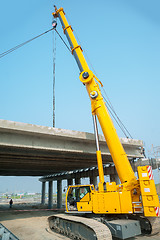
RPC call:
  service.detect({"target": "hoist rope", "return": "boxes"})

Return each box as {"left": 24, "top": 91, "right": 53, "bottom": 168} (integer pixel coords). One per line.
{"left": 105, "top": 99, "right": 129, "bottom": 138}
{"left": 102, "top": 94, "right": 132, "bottom": 138}
{"left": 0, "top": 28, "right": 54, "bottom": 59}
{"left": 102, "top": 89, "right": 133, "bottom": 139}
{"left": 55, "top": 29, "right": 71, "bottom": 53}
{"left": 52, "top": 22, "right": 56, "bottom": 127}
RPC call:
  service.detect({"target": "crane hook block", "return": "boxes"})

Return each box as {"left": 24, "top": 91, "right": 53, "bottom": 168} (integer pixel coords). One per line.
{"left": 52, "top": 20, "right": 57, "bottom": 29}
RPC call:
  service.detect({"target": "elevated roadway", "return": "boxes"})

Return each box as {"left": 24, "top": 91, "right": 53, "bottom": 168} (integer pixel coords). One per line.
{"left": 0, "top": 120, "right": 144, "bottom": 176}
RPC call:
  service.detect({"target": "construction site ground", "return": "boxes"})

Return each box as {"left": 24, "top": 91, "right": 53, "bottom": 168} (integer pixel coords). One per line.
{"left": 0, "top": 201, "right": 160, "bottom": 240}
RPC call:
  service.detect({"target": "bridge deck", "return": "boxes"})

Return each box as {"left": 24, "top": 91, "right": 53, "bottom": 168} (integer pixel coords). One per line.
{"left": 0, "top": 120, "right": 144, "bottom": 176}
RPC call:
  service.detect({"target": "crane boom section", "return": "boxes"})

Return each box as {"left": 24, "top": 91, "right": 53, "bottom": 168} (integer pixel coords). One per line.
{"left": 53, "top": 7, "right": 137, "bottom": 188}
{"left": 53, "top": 7, "right": 89, "bottom": 72}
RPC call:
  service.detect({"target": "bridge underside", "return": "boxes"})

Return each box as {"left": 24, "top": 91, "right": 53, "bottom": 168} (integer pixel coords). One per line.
{"left": 0, "top": 120, "right": 144, "bottom": 176}
{"left": 0, "top": 145, "right": 109, "bottom": 176}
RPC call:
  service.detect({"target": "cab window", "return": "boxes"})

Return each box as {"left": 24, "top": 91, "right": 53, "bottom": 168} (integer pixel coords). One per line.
{"left": 79, "top": 186, "right": 90, "bottom": 200}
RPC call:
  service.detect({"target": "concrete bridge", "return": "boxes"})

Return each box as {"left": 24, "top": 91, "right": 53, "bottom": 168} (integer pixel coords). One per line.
{"left": 0, "top": 120, "right": 144, "bottom": 176}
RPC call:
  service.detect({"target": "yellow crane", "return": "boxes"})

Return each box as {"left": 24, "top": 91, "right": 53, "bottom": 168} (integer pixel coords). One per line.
{"left": 49, "top": 6, "right": 160, "bottom": 239}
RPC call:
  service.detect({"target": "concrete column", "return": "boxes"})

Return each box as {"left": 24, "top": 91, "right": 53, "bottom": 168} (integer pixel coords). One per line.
{"left": 75, "top": 177, "right": 81, "bottom": 185}
{"left": 48, "top": 181, "right": 53, "bottom": 209}
{"left": 57, "top": 180, "right": 62, "bottom": 209}
{"left": 90, "top": 176, "right": 97, "bottom": 187}
{"left": 41, "top": 181, "right": 46, "bottom": 204}
{"left": 110, "top": 174, "right": 120, "bottom": 184}
{"left": 67, "top": 178, "right": 73, "bottom": 186}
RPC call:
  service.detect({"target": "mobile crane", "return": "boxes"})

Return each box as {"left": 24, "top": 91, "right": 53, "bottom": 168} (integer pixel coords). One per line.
{"left": 49, "top": 6, "right": 160, "bottom": 240}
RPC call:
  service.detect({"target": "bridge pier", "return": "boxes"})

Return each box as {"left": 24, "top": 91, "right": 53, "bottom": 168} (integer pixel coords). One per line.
{"left": 48, "top": 181, "right": 53, "bottom": 209}
{"left": 57, "top": 180, "right": 62, "bottom": 209}
{"left": 41, "top": 182, "right": 46, "bottom": 204}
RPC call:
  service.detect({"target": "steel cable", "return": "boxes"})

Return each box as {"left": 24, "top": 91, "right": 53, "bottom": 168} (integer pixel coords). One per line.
{"left": 0, "top": 28, "right": 54, "bottom": 59}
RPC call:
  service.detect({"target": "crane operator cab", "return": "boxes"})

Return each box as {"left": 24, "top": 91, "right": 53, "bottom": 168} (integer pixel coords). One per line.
{"left": 66, "top": 185, "right": 94, "bottom": 213}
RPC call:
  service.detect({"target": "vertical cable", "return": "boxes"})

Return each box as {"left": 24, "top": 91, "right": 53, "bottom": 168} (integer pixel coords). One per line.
{"left": 53, "top": 24, "right": 56, "bottom": 127}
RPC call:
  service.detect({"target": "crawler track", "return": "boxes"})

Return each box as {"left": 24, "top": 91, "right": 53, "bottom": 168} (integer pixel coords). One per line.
{"left": 48, "top": 214, "right": 112, "bottom": 240}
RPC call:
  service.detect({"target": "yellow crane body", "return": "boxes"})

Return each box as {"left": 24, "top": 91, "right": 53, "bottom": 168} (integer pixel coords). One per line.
{"left": 66, "top": 165, "right": 159, "bottom": 217}
{"left": 53, "top": 6, "right": 160, "bottom": 218}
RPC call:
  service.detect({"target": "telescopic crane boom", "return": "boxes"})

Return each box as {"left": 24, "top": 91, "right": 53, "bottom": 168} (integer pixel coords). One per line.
{"left": 53, "top": 6, "right": 136, "bottom": 190}
{"left": 52, "top": 6, "right": 160, "bottom": 218}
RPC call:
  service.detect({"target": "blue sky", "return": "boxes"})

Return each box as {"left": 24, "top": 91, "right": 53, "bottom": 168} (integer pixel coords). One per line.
{"left": 0, "top": 0, "right": 160, "bottom": 192}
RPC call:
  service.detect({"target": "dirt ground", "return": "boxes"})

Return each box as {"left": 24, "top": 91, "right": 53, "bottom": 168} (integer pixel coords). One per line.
{"left": 0, "top": 201, "right": 69, "bottom": 240}
{"left": 0, "top": 201, "right": 160, "bottom": 240}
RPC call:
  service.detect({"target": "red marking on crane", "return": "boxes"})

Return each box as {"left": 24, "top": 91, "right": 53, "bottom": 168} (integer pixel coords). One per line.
{"left": 147, "top": 166, "right": 154, "bottom": 180}
{"left": 155, "top": 207, "right": 160, "bottom": 216}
